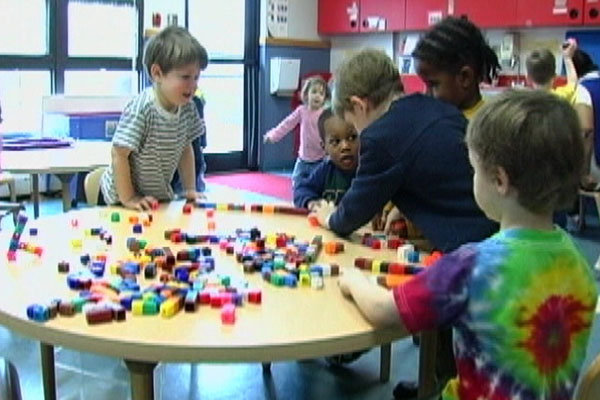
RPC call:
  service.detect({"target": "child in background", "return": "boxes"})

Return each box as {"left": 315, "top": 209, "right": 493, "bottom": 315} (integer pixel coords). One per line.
{"left": 412, "top": 16, "right": 501, "bottom": 120}
{"left": 526, "top": 39, "right": 581, "bottom": 104}
{"left": 339, "top": 90, "right": 598, "bottom": 400}
{"left": 264, "top": 76, "right": 329, "bottom": 189}
{"left": 293, "top": 108, "right": 358, "bottom": 209}
{"left": 100, "top": 26, "right": 208, "bottom": 211}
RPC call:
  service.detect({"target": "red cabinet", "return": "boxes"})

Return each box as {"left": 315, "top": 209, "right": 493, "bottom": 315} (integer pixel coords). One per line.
{"left": 405, "top": 0, "right": 448, "bottom": 30}
{"left": 516, "top": 0, "right": 584, "bottom": 27}
{"left": 360, "top": 0, "right": 405, "bottom": 31}
{"left": 318, "top": 0, "right": 405, "bottom": 34}
{"left": 584, "top": 0, "right": 600, "bottom": 25}
{"left": 454, "top": 0, "right": 518, "bottom": 28}
{"left": 318, "top": 0, "right": 359, "bottom": 34}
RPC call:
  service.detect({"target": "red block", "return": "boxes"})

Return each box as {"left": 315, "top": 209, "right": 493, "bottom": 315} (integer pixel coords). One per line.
{"left": 199, "top": 291, "right": 211, "bottom": 304}
{"left": 308, "top": 215, "right": 319, "bottom": 227}
{"left": 86, "top": 307, "right": 113, "bottom": 325}
{"left": 183, "top": 204, "right": 192, "bottom": 214}
{"left": 221, "top": 304, "right": 236, "bottom": 324}
{"left": 206, "top": 209, "right": 215, "bottom": 218}
{"left": 354, "top": 257, "right": 367, "bottom": 269}
{"left": 210, "top": 293, "right": 223, "bottom": 308}
{"left": 248, "top": 289, "right": 262, "bottom": 304}
{"left": 150, "top": 200, "right": 159, "bottom": 210}
{"left": 371, "top": 240, "right": 381, "bottom": 250}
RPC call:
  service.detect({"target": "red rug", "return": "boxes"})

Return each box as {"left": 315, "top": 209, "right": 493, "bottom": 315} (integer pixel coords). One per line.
{"left": 205, "top": 172, "right": 292, "bottom": 201}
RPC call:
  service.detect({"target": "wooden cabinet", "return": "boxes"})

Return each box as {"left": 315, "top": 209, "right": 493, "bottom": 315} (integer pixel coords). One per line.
{"left": 454, "top": 0, "right": 518, "bottom": 28}
{"left": 405, "top": 0, "right": 448, "bottom": 30}
{"left": 318, "top": 0, "right": 405, "bottom": 34}
{"left": 584, "top": 0, "right": 600, "bottom": 25}
{"left": 516, "top": 0, "right": 584, "bottom": 27}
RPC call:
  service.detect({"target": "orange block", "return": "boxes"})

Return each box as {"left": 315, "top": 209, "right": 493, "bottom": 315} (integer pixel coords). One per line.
{"left": 263, "top": 204, "right": 275, "bottom": 213}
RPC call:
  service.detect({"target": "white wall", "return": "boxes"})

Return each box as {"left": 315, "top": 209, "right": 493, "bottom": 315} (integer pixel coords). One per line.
{"left": 329, "top": 33, "right": 394, "bottom": 72}
{"left": 261, "top": 0, "right": 321, "bottom": 40}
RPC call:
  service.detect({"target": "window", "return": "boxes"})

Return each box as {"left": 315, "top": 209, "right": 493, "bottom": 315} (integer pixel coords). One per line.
{"left": 64, "top": 70, "right": 138, "bottom": 95}
{"left": 188, "top": 0, "right": 245, "bottom": 60}
{"left": 0, "top": 0, "right": 48, "bottom": 56}
{"left": 0, "top": 71, "right": 51, "bottom": 134}
{"left": 68, "top": 0, "right": 137, "bottom": 58}
{"left": 199, "top": 64, "right": 244, "bottom": 153}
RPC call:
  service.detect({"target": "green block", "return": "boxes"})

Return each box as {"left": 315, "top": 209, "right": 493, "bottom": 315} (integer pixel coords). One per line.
{"left": 273, "top": 257, "right": 286, "bottom": 270}
{"left": 111, "top": 212, "right": 120, "bottom": 222}
{"left": 143, "top": 300, "right": 159, "bottom": 315}
{"left": 72, "top": 297, "right": 88, "bottom": 313}
{"left": 138, "top": 239, "right": 148, "bottom": 250}
{"left": 220, "top": 276, "right": 231, "bottom": 287}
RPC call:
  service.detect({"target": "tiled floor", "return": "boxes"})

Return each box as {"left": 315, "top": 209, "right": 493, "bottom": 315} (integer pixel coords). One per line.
{"left": 0, "top": 186, "right": 599, "bottom": 400}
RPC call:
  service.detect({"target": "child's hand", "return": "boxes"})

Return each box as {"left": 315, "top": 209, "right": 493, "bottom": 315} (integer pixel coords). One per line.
{"left": 338, "top": 267, "right": 369, "bottom": 298}
{"left": 309, "top": 199, "right": 336, "bottom": 228}
{"left": 184, "top": 190, "right": 206, "bottom": 202}
{"left": 122, "top": 195, "right": 158, "bottom": 211}
{"left": 562, "top": 38, "right": 577, "bottom": 58}
{"left": 384, "top": 206, "right": 403, "bottom": 234}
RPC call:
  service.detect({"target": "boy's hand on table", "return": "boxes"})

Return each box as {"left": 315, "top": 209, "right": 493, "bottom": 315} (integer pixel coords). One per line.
{"left": 338, "top": 267, "right": 370, "bottom": 298}
{"left": 184, "top": 190, "right": 206, "bottom": 202}
{"left": 309, "top": 200, "right": 336, "bottom": 229}
{"left": 123, "top": 195, "right": 158, "bottom": 211}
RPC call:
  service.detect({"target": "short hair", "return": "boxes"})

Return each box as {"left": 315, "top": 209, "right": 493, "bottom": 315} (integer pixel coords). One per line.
{"left": 412, "top": 17, "right": 500, "bottom": 83}
{"left": 143, "top": 26, "right": 208, "bottom": 81}
{"left": 301, "top": 76, "right": 330, "bottom": 104}
{"left": 525, "top": 49, "right": 556, "bottom": 86}
{"left": 317, "top": 108, "right": 335, "bottom": 142}
{"left": 333, "top": 49, "right": 402, "bottom": 116}
{"left": 572, "top": 49, "right": 599, "bottom": 78}
{"left": 466, "top": 89, "right": 583, "bottom": 214}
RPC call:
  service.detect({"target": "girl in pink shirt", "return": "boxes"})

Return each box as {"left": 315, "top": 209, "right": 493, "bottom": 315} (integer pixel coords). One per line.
{"left": 264, "top": 76, "right": 329, "bottom": 188}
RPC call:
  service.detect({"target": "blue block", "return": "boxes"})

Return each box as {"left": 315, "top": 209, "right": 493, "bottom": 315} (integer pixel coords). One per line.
{"left": 29, "top": 228, "right": 38, "bottom": 236}
{"left": 27, "top": 304, "right": 49, "bottom": 322}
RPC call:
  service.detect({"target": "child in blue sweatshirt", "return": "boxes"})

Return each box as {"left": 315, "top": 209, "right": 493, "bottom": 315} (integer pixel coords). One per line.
{"left": 293, "top": 108, "right": 358, "bottom": 209}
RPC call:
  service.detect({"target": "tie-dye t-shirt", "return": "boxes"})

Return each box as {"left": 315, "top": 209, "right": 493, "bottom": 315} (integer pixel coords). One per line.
{"left": 393, "top": 228, "right": 598, "bottom": 400}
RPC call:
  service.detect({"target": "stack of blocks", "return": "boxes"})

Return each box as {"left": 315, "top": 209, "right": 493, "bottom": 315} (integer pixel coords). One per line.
{"left": 361, "top": 232, "right": 404, "bottom": 250}
{"left": 6, "top": 214, "right": 40, "bottom": 261}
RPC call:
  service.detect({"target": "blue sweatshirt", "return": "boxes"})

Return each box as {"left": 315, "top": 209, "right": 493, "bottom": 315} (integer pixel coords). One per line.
{"left": 294, "top": 158, "right": 355, "bottom": 208}
{"left": 329, "top": 94, "right": 497, "bottom": 252}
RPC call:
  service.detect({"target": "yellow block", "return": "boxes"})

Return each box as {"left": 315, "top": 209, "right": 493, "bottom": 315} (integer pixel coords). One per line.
{"left": 132, "top": 300, "right": 144, "bottom": 315}
{"left": 139, "top": 255, "right": 151, "bottom": 264}
{"left": 217, "top": 203, "right": 228, "bottom": 211}
{"left": 71, "top": 239, "right": 82, "bottom": 249}
{"left": 160, "top": 297, "right": 181, "bottom": 318}
{"left": 372, "top": 260, "right": 381, "bottom": 274}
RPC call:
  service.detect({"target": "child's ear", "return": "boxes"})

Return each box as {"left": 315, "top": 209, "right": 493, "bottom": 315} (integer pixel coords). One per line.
{"left": 150, "top": 64, "right": 164, "bottom": 82}
{"left": 457, "top": 66, "right": 476, "bottom": 89}
{"left": 494, "top": 166, "right": 511, "bottom": 196}
{"left": 349, "top": 95, "right": 367, "bottom": 115}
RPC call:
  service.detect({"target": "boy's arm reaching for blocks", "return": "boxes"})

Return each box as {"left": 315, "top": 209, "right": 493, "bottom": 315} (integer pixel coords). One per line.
{"left": 112, "top": 145, "right": 157, "bottom": 211}
{"left": 178, "top": 143, "right": 204, "bottom": 200}
{"left": 338, "top": 268, "right": 409, "bottom": 332}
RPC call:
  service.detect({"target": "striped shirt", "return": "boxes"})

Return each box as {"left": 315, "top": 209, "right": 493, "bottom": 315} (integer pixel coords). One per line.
{"left": 100, "top": 87, "right": 204, "bottom": 205}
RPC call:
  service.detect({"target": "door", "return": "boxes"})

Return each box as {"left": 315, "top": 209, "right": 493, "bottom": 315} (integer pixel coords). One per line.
{"left": 584, "top": 0, "right": 600, "bottom": 25}
{"left": 359, "top": 0, "right": 405, "bottom": 31}
{"left": 516, "top": 0, "right": 584, "bottom": 27}
{"left": 405, "top": 0, "right": 448, "bottom": 30}
{"left": 318, "top": 0, "right": 360, "bottom": 34}
{"left": 454, "top": 0, "right": 518, "bottom": 28}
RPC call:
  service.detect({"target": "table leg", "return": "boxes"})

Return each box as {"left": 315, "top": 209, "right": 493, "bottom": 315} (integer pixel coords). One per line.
{"left": 40, "top": 342, "right": 56, "bottom": 400}
{"left": 124, "top": 359, "right": 157, "bottom": 400}
{"left": 379, "top": 343, "right": 391, "bottom": 383}
{"left": 418, "top": 330, "right": 438, "bottom": 399}
{"left": 31, "top": 174, "right": 40, "bottom": 219}
{"left": 56, "top": 174, "right": 75, "bottom": 212}
{"left": 261, "top": 362, "right": 271, "bottom": 374}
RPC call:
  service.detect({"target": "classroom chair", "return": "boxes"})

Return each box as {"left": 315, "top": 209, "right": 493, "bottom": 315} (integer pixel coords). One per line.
{"left": 0, "top": 358, "right": 22, "bottom": 400}
{"left": 577, "top": 352, "right": 600, "bottom": 400}
{"left": 84, "top": 167, "right": 107, "bottom": 206}
{"left": 0, "top": 173, "right": 16, "bottom": 203}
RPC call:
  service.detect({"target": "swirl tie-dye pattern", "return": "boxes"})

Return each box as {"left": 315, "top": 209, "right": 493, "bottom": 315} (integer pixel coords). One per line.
{"left": 393, "top": 228, "right": 598, "bottom": 400}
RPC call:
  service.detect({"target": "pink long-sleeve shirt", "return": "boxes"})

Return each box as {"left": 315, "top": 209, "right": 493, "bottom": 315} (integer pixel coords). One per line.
{"left": 265, "top": 105, "right": 326, "bottom": 162}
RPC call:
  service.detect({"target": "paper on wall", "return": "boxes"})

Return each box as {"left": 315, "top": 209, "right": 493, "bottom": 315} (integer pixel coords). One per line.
{"left": 267, "top": 0, "right": 289, "bottom": 38}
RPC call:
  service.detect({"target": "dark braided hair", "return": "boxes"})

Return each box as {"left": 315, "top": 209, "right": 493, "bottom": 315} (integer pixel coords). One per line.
{"left": 413, "top": 16, "right": 500, "bottom": 84}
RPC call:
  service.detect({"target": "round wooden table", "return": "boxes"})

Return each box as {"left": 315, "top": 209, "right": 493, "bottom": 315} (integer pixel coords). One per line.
{"left": 0, "top": 201, "right": 436, "bottom": 399}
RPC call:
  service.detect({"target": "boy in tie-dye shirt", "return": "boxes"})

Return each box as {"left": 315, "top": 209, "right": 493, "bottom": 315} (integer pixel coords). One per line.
{"left": 339, "top": 90, "right": 598, "bottom": 400}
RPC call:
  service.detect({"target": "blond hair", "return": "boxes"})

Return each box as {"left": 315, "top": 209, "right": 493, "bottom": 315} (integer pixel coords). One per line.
{"left": 332, "top": 49, "right": 402, "bottom": 116}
